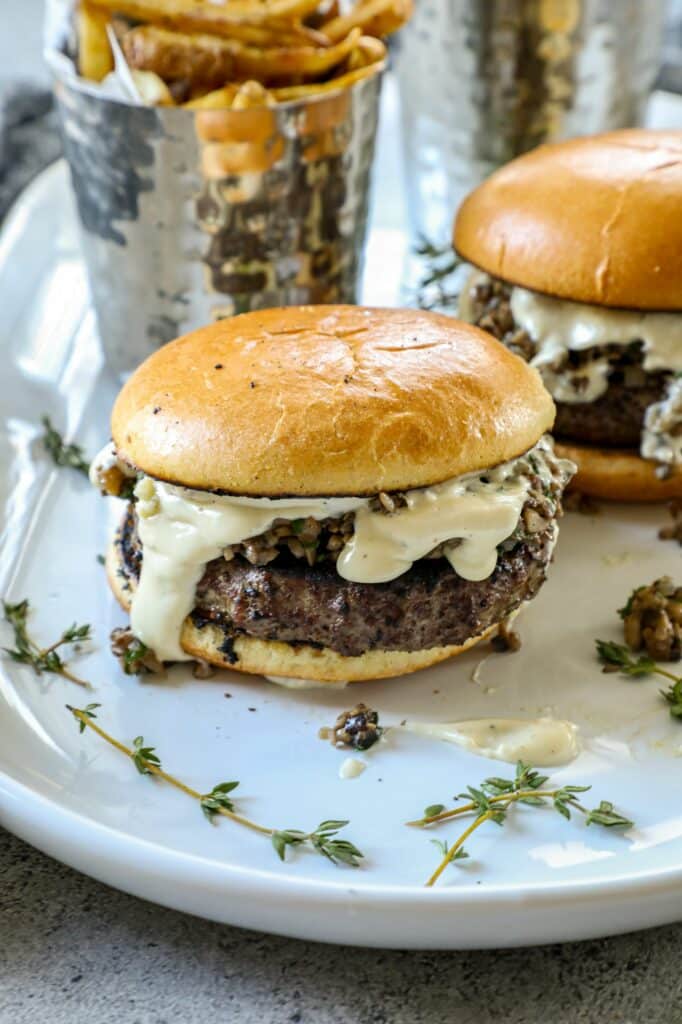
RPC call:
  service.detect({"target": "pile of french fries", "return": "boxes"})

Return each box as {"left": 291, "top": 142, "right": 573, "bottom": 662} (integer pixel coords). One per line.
{"left": 75, "top": 0, "right": 412, "bottom": 108}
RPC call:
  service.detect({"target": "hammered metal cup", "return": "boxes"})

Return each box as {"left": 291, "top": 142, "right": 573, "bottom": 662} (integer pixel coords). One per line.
{"left": 394, "top": 0, "right": 665, "bottom": 246}
{"left": 51, "top": 65, "right": 384, "bottom": 377}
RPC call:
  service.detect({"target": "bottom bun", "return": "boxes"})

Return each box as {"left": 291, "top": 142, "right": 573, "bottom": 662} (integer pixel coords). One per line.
{"left": 555, "top": 442, "right": 682, "bottom": 503}
{"left": 107, "top": 543, "right": 499, "bottom": 683}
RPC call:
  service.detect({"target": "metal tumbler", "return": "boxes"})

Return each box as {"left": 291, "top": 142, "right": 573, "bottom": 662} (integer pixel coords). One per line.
{"left": 394, "top": 0, "right": 666, "bottom": 248}
{"left": 50, "top": 64, "right": 384, "bottom": 377}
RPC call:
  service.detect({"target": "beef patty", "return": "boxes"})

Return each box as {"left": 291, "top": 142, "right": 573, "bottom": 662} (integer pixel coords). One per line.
{"left": 553, "top": 378, "right": 665, "bottom": 448}
{"left": 467, "top": 275, "right": 668, "bottom": 450}
{"left": 118, "top": 506, "right": 557, "bottom": 658}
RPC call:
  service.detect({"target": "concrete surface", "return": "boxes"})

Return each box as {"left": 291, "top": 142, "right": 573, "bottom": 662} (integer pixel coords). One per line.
{"left": 2, "top": 827, "right": 682, "bottom": 1024}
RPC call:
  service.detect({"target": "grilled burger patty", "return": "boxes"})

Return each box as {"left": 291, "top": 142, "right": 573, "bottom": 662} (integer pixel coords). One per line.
{"left": 117, "top": 505, "right": 557, "bottom": 658}
{"left": 553, "top": 379, "right": 665, "bottom": 448}
{"left": 467, "top": 275, "right": 668, "bottom": 450}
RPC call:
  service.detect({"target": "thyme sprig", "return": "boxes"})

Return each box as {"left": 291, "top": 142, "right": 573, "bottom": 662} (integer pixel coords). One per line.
{"left": 2, "top": 599, "right": 91, "bottom": 687}
{"left": 595, "top": 640, "right": 682, "bottom": 720}
{"left": 41, "top": 416, "right": 90, "bottom": 476}
{"left": 408, "top": 762, "right": 632, "bottom": 887}
{"left": 414, "top": 236, "right": 462, "bottom": 312}
{"left": 66, "top": 704, "right": 363, "bottom": 868}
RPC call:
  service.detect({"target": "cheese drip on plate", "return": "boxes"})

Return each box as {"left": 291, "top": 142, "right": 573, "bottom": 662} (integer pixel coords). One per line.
{"left": 642, "top": 374, "right": 682, "bottom": 468}
{"left": 402, "top": 717, "right": 580, "bottom": 767}
{"left": 95, "top": 438, "right": 561, "bottom": 662}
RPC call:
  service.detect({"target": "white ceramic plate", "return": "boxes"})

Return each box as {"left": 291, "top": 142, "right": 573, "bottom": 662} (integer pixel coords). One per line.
{"left": 1, "top": 158, "right": 682, "bottom": 950}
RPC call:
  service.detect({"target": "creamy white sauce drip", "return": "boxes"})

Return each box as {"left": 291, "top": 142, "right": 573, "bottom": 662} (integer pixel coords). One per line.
{"left": 95, "top": 438, "right": 561, "bottom": 662}
{"left": 509, "top": 286, "right": 682, "bottom": 405}
{"left": 402, "top": 717, "right": 580, "bottom": 767}
{"left": 642, "top": 375, "right": 682, "bottom": 468}
{"left": 339, "top": 757, "right": 366, "bottom": 779}
{"left": 132, "top": 486, "right": 363, "bottom": 661}
{"left": 337, "top": 464, "right": 531, "bottom": 585}
{"left": 265, "top": 675, "right": 349, "bottom": 690}
{"left": 89, "top": 440, "right": 121, "bottom": 489}
{"left": 459, "top": 271, "right": 682, "bottom": 466}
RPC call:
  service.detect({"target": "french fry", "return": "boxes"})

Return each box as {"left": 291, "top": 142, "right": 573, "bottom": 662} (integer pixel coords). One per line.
{"left": 87, "top": 0, "right": 325, "bottom": 42}
{"left": 185, "top": 80, "right": 273, "bottom": 111}
{"left": 345, "top": 33, "right": 386, "bottom": 70}
{"left": 77, "top": 1, "right": 114, "bottom": 81}
{"left": 231, "top": 80, "right": 274, "bottom": 109}
{"left": 130, "top": 69, "right": 176, "bottom": 105}
{"left": 184, "top": 37, "right": 385, "bottom": 110}
{"left": 184, "top": 84, "right": 242, "bottom": 110}
{"left": 123, "top": 24, "right": 362, "bottom": 89}
{"left": 78, "top": 0, "right": 410, "bottom": 106}
{"left": 321, "top": 0, "right": 413, "bottom": 43}
{"left": 271, "top": 55, "right": 384, "bottom": 102}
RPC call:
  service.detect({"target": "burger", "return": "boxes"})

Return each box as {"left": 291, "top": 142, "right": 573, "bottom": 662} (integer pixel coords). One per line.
{"left": 91, "top": 305, "right": 573, "bottom": 683}
{"left": 454, "top": 129, "right": 682, "bottom": 502}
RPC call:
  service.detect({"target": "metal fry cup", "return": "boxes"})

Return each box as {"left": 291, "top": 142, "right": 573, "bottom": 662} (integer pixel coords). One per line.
{"left": 50, "top": 59, "right": 385, "bottom": 377}
{"left": 394, "top": 0, "right": 665, "bottom": 247}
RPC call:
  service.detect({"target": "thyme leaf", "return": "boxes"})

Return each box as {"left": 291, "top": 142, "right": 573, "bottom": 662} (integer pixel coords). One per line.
{"left": 66, "top": 702, "right": 101, "bottom": 733}
{"left": 131, "top": 736, "right": 162, "bottom": 775}
{"left": 67, "top": 706, "right": 363, "bottom": 869}
{"left": 595, "top": 639, "right": 658, "bottom": 677}
{"left": 41, "top": 416, "right": 89, "bottom": 476}
{"left": 409, "top": 761, "right": 632, "bottom": 887}
{"left": 595, "top": 639, "right": 682, "bottom": 720}
{"left": 414, "top": 236, "right": 462, "bottom": 311}
{"left": 2, "top": 598, "right": 91, "bottom": 687}
{"left": 200, "top": 781, "right": 239, "bottom": 822}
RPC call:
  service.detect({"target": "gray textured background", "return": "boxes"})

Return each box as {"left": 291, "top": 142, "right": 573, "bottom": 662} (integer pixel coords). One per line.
{"left": 2, "top": 3, "right": 682, "bottom": 1022}
{"left": 3, "top": 827, "right": 682, "bottom": 1024}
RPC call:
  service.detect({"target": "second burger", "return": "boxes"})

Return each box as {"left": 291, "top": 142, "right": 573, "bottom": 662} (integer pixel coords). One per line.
{"left": 455, "top": 129, "right": 682, "bottom": 502}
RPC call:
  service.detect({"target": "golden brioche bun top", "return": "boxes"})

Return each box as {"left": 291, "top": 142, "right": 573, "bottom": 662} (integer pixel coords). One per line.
{"left": 112, "top": 305, "right": 554, "bottom": 495}
{"left": 454, "top": 129, "right": 682, "bottom": 310}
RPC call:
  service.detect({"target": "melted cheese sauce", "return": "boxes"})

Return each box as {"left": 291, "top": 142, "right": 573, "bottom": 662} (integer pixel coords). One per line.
{"left": 339, "top": 757, "right": 366, "bottom": 779}
{"left": 402, "top": 717, "right": 580, "bottom": 767}
{"left": 132, "top": 485, "right": 363, "bottom": 661}
{"left": 337, "top": 468, "right": 530, "bottom": 584}
{"left": 642, "top": 375, "right": 682, "bottom": 467}
{"left": 510, "top": 286, "right": 682, "bottom": 405}
{"left": 459, "top": 272, "right": 681, "bottom": 466}
{"left": 265, "top": 675, "right": 349, "bottom": 690}
{"left": 94, "top": 439, "right": 561, "bottom": 662}
{"left": 88, "top": 441, "right": 119, "bottom": 488}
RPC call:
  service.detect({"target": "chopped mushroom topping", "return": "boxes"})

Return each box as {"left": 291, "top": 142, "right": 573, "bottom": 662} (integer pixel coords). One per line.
{"left": 490, "top": 617, "right": 522, "bottom": 653}
{"left": 659, "top": 500, "right": 682, "bottom": 546}
{"left": 619, "top": 577, "right": 682, "bottom": 663}
{"left": 192, "top": 658, "right": 216, "bottom": 679}
{"left": 110, "top": 627, "right": 165, "bottom": 675}
{"left": 563, "top": 490, "right": 601, "bottom": 516}
{"left": 332, "top": 703, "right": 383, "bottom": 751}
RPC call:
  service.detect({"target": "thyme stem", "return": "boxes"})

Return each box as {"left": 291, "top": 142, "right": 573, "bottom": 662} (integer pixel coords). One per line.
{"left": 66, "top": 706, "right": 363, "bottom": 866}
{"left": 407, "top": 788, "right": 571, "bottom": 828}
{"left": 68, "top": 706, "right": 273, "bottom": 836}
{"left": 58, "top": 666, "right": 90, "bottom": 688}
{"left": 3, "top": 599, "right": 91, "bottom": 688}
{"left": 414, "top": 762, "right": 631, "bottom": 887}
{"left": 425, "top": 809, "right": 496, "bottom": 887}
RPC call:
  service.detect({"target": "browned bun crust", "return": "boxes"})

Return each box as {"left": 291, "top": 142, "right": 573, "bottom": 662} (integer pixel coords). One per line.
{"left": 454, "top": 129, "right": 682, "bottom": 310}
{"left": 112, "top": 305, "right": 554, "bottom": 496}
{"left": 105, "top": 542, "right": 497, "bottom": 682}
{"left": 555, "top": 442, "right": 682, "bottom": 502}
